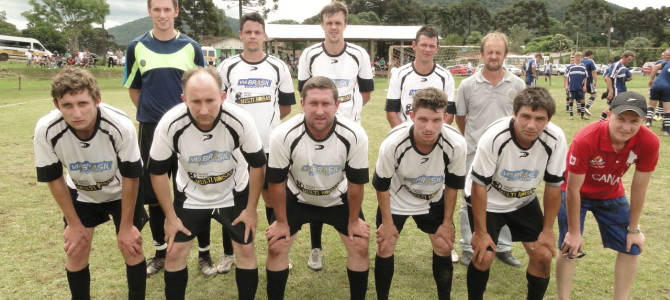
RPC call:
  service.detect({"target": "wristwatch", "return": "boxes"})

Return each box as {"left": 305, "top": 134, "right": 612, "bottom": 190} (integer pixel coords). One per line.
{"left": 627, "top": 225, "right": 641, "bottom": 234}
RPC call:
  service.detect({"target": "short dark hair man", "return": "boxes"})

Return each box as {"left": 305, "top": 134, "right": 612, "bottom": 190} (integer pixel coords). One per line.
{"left": 149, "top": 67, "right": 266, "bottom": 300}
{"left": 385, "top": 26, "right": 456, "bottom": 128}
{"left": 556, "top": 91, "right": 659, "bottom": 300}
{"left": 265, "top": 76, "right": 370, "bottom": 300}
{"left": 466, "top": 87, "right": 567, "bottom": 300}
{"left": 601, "top": 51, "right": 634, "bottom": 120}
{"left": 34, "top": 67, "right": 147, "bottom": 299}
{"left": 523, "top": 53, "right": 542, "bottom": 86}
{"left": 564, "top": 52, "right": 589, "bottom": 120}
{"left": 374, "top": 87, "right": 467, "bottom": 299}
{"left": 581, "top": 50, "right": 598, "bottom": 114}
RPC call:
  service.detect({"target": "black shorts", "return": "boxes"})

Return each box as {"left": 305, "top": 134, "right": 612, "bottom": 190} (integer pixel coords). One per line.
{"left": 138, "top": 122, "right": 177, "bottom": 205}
{"left": 174, "top": 187, "right": 252, "bottom": 244}
{"left": 65, "top": 189, "right": 148, "bottom": 233}
{"left": 374, "top": 201, "right": 449, "bottom": 234}
{"left": 286, "top": 190, "right": 365, "bottom": 236}
{"left": 586, "top": 81, "right": 597, "bottom": 94}
{"left": 467, "top": 198, "right": 543, "bottom": 244}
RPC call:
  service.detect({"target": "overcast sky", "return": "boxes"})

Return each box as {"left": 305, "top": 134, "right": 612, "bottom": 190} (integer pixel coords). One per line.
{"left": 1, "top": 0, "right": 665, "bottom": 31}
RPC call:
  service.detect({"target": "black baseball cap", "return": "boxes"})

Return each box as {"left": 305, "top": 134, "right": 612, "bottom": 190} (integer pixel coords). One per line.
{"left": 610, "top": 91, "right": 647, "bottom": 117}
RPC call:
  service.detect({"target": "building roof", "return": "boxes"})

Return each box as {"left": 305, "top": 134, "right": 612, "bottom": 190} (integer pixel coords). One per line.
{"left": 265, "top": 24, "right": 423, "bottom": 41}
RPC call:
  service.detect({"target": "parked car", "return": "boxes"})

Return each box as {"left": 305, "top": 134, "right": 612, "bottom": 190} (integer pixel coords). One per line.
{"left": 447, "top": 64, "right": 470, "bottom": 76}
{"left": 642, "top": 61, "right": 657, "bottom": 75}
{"left": 504, "top": 64, "right": 522, "bottom": 76}
{"left": 555, "top": 64, "right": 567, "bottom": 75}
{"left": 629, "top": 67, "right": 642, "bottom": 75}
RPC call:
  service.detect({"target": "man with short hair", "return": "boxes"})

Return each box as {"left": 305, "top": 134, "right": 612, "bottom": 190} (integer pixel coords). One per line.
{"left": 455, "top": 31, "right": 525, "bottom": 268}
{"left": 297, "top": 0, "right": 374, "bottom": 271}
{"left": 217, "top": 11, "right": 296, "bottom": 274}
{"left": 467, "top": 87, "right": 567, "bottom": 300}
{"left": 564, "top": 52, "right": 588, "bottom": 120}
{"left": 374, "top": 87, "right": 467, "bottom": 300}
{"left": 601, "top": 51, "right": 634, "bottom": 120}
{"left": 385, "top": 26, "right": 456, "bottom": 128}
{"left": 34, "top": 67, "right": 147, "bottom": 299}
{"left": 555, "top": 91, "right": 659, "bottom": 300}
{"left": 523, "top": 53, "right": 542, "bottom": 86}
{"left": 265, "top": 76, "right": 370, "bottom": 300}
{"left": 581, "top": 50, "right": 598, "bottom": 115}
{"left": 124, "top": 0, "right": 213, "bottom": 277}
{"left": 149, "top": 67, "right": 266, "bottom": 300}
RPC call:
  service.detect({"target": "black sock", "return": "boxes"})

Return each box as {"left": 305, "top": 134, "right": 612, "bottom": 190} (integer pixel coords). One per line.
{"left": 164, "top": 268, "right": 188, "bottom": 300}
{"left": 148, "top": 205, "right": 166, "bottom": 258}
{"left": 374, "top": 255, "right": 394, "bottom": 300}
{"left": 586, "top": 96, "right": 595, "bottom": 108}
{"left": 223, "top": 228, "right": 234, "bottom": 256}
{"left": 433, "top": 252, "right": 453, "bottom": 300}
{"left": 526, "top": 272, "right": 550, "bottom": 300}
{"left": 67, "top": 265, "right": 90, "bottom": 300}
{"left": 126, "top": 261, "right": 146, "bottom": 300}
{"left": 600, "top": 111, "right": 608, "bottom": 121}
{"left": 310, "top": 222, "right": 323, "bottom": 249}
{"left": 466, "top": 263, "right": 489, "bottom": 300}
{"left": 347, "top": 268, "right": 369, "bottom": 300}
{"left": 236, "top": 268, "right": 259, "bottom": 300}
{"left": 266, "top": 207, "right": 275, "bottom": 224}
{"left": 266, "top": 268, "right": 289, "bottom": 300}
{"left": 198, "top": 222, "right": 211, "bottom": 259}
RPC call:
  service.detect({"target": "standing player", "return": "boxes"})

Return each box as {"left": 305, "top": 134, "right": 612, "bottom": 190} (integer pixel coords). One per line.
{"left": 602, "top": 51, "right": 634, "bottom": 120}
{"left": 645, "top": 48, "right": 669, "bottom": 129}
{"left": 149, "top": 68, "right": 266, "bottom": 300}
{"left": 123, "top": 0, "right": 214, "bottom": 277}
{"left": 555, "top": 91, "right": 659, "bottom": 299}
{"left": 34, "top": 67, "right": 147, "bottom": 299}
{"left": 217, "top": 11, "right": 296, "bottom": 274}
{"left": 581, "top": 50, "right": 598, "bottom": 115}
{"left": 265, "top": 76, "right": 370, "bottom": 300}
{"left": 466, "top": 87, "right": 567, "bottom": 300}
{"left": 374, "top": 87, "right": 467, "bottom": 300}
{"left": 564, "top": 52, "right": 588, "bottom": 120}
{"left": 523, "top": 54, "right": 542, "bottom": 86}
{"left": 297, "top": 1, "right": 374, "bottom": 271}
{"left": 455, "top": 32, "right": 525, "bottom": 267}
{"left": 385, "top": 26, "right": 456, "bottom": 128}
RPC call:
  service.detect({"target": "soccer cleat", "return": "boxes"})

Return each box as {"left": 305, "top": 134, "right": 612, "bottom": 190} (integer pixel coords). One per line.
{"left": 583, "top": 107, "right": 592, "bottom": 116}
{"left": 198, "top": 256, "right": 218, "bottom": 278}
{"left": 654, "top": 115, "right": 662, "bottom": 121}
{"left": 496, "top": 251, "right": 522, "bottom": 267}
{"left": 664, "top": 130, "right": 670, "bottom": 137}
{"left": 568, "top": 116, "right": 574, "bottom": 120}
{"left": 581, "top": 116, "right": 590, "bottom": 120}
{"left": 307, "top": 248, "right": 324, "bottom": 271}
{"left": 216, "top": 254, "right": 235, "bottom": 274}
{"left": 451, "top": 249, "right": 459, "bottom": 263}
{"left": 146, "top": 257, "right": 165, "bottom": 278}
{"left": 459, "top": 251, "right": 473, "bottom": 266}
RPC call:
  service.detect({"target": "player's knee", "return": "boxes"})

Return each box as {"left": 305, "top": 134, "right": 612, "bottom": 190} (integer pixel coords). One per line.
{"left": 267, "top": 242, "right": 289, "bottom": 258}
{"left": 472, "top": 252, "right": 494, "bottom": 270}
{"left": 347, "top": 238, "right": 369, "bottom": 258}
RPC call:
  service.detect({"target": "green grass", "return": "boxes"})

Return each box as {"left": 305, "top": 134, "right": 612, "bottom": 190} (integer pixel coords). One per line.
{"left": 1, "top": 64, "right": 669, "bottom": 299}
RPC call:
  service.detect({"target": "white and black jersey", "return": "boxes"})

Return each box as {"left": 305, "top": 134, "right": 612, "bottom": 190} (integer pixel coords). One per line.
{"left": 298, "top": 42, "right": 374, "bottom": 123}
{"left": 148, "top": 102, "right": 266, "bottom": 209}
{"left": 385, "top": 62, "right": 456, "bottom": 122}
{"left": 217, "top": 54, "right": 296, "bottom": 153}
{"left": 267, "top": 114, "right": 369, "bottom": 207}
{"left": 372, "top": 122, "right": 467, "bottom": 215}
{"left": 465, "top": 116, "right": 567, "bottom": 213}
{"left": 34, "top": 103, "right": 142, "bottom": 203}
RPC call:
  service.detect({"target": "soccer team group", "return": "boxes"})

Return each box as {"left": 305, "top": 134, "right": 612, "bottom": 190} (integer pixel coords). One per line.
{"left": 32, "top": 0, "right": 668, "bottom": 299}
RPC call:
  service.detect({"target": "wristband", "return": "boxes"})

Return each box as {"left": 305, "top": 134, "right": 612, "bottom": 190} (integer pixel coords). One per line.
{"left": 627, "top": 225, "right": 641, "bottom": 234}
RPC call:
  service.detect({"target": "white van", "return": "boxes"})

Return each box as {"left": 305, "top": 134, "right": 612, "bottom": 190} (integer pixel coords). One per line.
{"left": 201, "top": 46, "right": 217, "bottom": 66}
{"left": 0, "top": 35, "right": 52, "bottom": 61}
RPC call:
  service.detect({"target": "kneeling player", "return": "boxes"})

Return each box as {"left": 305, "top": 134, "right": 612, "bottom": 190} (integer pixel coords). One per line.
{"left": 149, "top": 68, "right": 266, "bottom": 300}
{"left": 373, "top": 87, "right": 466, "bottom": 300}
{"left": 34, "top": 67, "right": 147, "bottom": 299}
{"left": 466, "top": 87, "right": 567, "bottom": 300}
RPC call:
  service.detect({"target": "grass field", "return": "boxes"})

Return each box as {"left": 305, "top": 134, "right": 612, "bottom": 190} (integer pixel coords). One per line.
{"left": 1, "top": 64, "right": 669, "bottom": 299}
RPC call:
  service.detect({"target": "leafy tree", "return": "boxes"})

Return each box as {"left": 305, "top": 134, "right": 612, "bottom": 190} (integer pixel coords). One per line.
{"left": 564, "top": 0, "right": 612, "bottom": 34}
{"left": 302, "top": 14, "right": 322, "bottom": 25}
{"left": 493, "top": 0, "right": 549, "bottom": 35}
{"left": 507, "top": 24, "right": 532, "bottom": 53}
{"left": 176, "top": 0, "right": 233, "bottom": 41}
{"left": 437, "top": 1, "right": 491, "bottom": 38}
{"left": 524, "top": 35, "right": 554, "bottom": 52}
{"left": 442, "top": 33, "right": 464, "bottom": 45}
{"left": 22, "top": 0, "right": 109, "bottom": 52}
{"left": 624, "top": 37, "right": 652, "bottom": 48}
{"left": 269, "top": 19, "right": 299, "bottom": 25}
{"left": 349, "top": 12, "right": 382, "bottom": 25}
{"left": 221, "top": 0, "right": 279, "bottom": 19}
{"left": 79, "top": 27, "right": 114, "bottom": 56}
{"left": 0, "top": 11, "right": 20, "bottom": 36}
{"left": 465, "top": 31, "right": 483, "bottom": 45}
{"left": 21, "top": 25, "right": 67, "bottom": 54}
